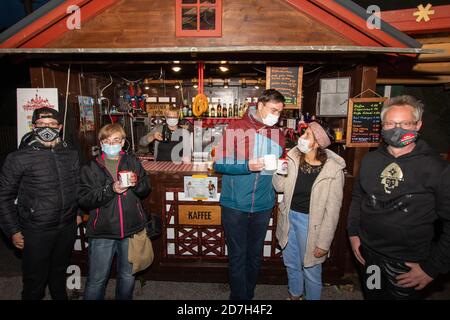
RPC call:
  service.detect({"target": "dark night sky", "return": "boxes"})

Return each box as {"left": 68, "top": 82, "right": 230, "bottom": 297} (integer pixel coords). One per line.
{"left": 0, "top": 0, "right": 50, "bottom": 31}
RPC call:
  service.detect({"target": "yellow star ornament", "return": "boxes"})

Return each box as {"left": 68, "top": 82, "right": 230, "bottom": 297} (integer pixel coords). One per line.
{"left": 413, "top": 3, "right": 435, "bottom": 22}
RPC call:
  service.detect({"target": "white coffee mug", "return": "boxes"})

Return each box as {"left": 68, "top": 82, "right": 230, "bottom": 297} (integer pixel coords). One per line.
{"left": 276, "top": 158, "right": 288, "bottom": 175}
{"left": 263, "top": 154, "right": 277, "bottom": 171}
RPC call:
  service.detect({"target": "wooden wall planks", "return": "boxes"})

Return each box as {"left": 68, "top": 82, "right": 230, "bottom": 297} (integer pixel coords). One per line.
{"left": 48, "top": 0, "right": 353, "bottom": 48}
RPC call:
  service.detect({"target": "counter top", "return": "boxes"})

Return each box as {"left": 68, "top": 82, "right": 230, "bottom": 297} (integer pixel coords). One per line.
{"left": 142, "top": 161, "right": 211, "bottom": 173}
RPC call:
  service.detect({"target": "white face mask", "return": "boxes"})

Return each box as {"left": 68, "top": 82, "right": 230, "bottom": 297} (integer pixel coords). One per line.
{"left": 166, "top": 118, "right": 179, "bottom": 127}
{"left": 262, "top": 112, "right": 279, "bottom": 126}
{"left": 297, "top": 137, "right": 312, "bottom": 154}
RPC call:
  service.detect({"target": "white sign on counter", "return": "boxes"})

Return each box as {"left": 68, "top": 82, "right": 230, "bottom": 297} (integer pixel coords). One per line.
{"left": 184, "top": 175, "right": 218, "bottom": 201}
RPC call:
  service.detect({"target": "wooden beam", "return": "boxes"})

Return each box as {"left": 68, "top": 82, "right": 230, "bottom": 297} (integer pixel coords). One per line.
{"left": 309, "top": 0, "right": 413, "bottom": 48}
{"left": 21, "top": 0, "right": 120, "bottom": 48}
{"left": 284, "top": 0, "right": 380, "bottom": 47}
{"left": 380, "top": 5, "right": 450, "bottom": 34}
{"left": 0, "top": 0, "right": 121, "bottom": 48}
{"left": 0, "top": 0, "right": 90, "bottom": 48}
{"left": 0, "top": 45, "right": 432, "bottom": 54}
{"left": 412, "top": 62, "right": 450, "bottom": 74}
{"left": 377, "top": 76, "right": 450, "bottom": 85}
{"left": 418, "top": 43, "right": 450, "bottom": 62}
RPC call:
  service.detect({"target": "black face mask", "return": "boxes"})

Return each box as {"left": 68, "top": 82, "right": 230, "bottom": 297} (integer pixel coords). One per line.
{"left": 34, "top": 127, "right": 60, "bottom": 142}
{"left": 381, "top": 127, "right": 418, "bottom": 148}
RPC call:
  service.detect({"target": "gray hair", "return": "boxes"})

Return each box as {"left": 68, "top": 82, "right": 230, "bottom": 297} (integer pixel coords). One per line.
{"left": 381, "top": 95, "right": 424, "bottom": 122}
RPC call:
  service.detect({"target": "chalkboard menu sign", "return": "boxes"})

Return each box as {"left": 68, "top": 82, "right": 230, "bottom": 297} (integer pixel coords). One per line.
{"left": 346, "top": 97, "right": 386, "bottom": 147}
{"left": 266, "top": 66, "right": 303, "bottom": 109}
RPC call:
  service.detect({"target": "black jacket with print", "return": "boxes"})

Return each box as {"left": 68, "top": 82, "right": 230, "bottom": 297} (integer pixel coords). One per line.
{"left": 78, "top": 152, "right": 151, "bottom": 239}
{"left": 0, "top": 138, "right": 79, "bottom": 237}
{"left": 347, "top": 140, "right": 450, "bottom": 278}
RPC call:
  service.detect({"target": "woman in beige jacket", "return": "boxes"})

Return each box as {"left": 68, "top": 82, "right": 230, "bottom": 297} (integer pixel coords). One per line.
{"left": 273, "top": 122, "right": 345, "bottom": 300}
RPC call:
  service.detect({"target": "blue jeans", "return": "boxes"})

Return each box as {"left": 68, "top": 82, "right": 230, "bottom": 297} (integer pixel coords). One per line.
{"left": 221, "top": 206, "right": 272, "bottom": 300}
{"left": 84, "top": 238, "right": 135, "bottom": 300}
{"left": 282, "top": 210, "right": 322, "bottom": 300}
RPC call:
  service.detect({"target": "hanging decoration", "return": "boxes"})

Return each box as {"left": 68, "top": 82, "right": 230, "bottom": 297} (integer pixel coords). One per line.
{"left": 192, "top": 62, "right": 209, "bottom": 117}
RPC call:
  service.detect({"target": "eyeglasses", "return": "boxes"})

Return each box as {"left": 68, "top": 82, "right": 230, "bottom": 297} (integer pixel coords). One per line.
{"left": 102, "top": 138, "right": 123, "bottom": 145}
{"left": 382, "top": 121, "right": 418, "bottom": 129}
{"left": 35, "top": 121, "right": 59, "bottom": 128}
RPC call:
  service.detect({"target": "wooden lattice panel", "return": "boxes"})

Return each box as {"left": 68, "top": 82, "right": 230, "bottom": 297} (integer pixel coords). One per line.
{"left": 163, "top": 188, "right": 281, "bottom": 261}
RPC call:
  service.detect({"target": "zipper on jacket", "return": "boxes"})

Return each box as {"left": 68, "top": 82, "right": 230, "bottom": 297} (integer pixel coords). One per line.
{"left": 97, "top": 154, "right": 126, "bottom": 238}
{"left": 118, "top": 195, "right": 125, "bottom": 239}
{"left": 251, "top": 172, "right": 259, "bottom": 212}
{"left": 93, "top": 208, "right": 99, "bottom": 230}
{"left": 51, "top": 149, "right": 65, "bottom": 221}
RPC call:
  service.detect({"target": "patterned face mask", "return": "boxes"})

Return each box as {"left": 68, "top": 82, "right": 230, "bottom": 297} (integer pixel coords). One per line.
{"left": 34, "top": 127, "right": 60, "bottom": 142}
{"left": 381, "top": 127, "right": 418, "bottom": 148}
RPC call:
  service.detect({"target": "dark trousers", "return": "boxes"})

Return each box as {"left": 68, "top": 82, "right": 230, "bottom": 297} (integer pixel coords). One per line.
{"left": 221, "top": 206, "right": 272, "bottom": 300}
{"left": 21, "top": 222, "right": 77, "bottom": 300}
{"left": 360, "top": 245, "right": 423, "bottom": 300}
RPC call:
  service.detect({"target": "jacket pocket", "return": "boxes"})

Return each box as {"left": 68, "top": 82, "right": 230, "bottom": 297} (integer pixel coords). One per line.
{"left": 18, "top": 205, "right": 33, "bottom": 221}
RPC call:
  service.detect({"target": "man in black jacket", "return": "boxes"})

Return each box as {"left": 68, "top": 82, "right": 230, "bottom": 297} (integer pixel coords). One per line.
{"left": 347, "top": 95, "right": 450, "bottom": 300}
{"left": 0, "top": 107, "right": 80, "bottom": 300}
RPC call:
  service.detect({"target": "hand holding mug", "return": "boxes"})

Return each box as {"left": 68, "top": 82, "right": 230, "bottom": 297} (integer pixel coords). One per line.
{"left": 113, "top": 181, "right": 128, "bottom": 194}
{"left": 248, "top": 158, "right": 264, "bottom": 171}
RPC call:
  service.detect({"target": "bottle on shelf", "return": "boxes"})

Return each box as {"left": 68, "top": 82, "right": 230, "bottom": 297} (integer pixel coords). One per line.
{"left": 304, "top": 112, "right": 311, "bottom": 123}
{"left": 222, "top": 103, "right": 227, "bottom": 118}
{"left": 238, "top": 103, "right": 243, "bottom": 118}
{"left": 243, "top": 100, "right": 249, "bottom": 115}
{"left": 179, "top": 104, "right": 184, "bottom": 120}
{"left": 217, "top": 99, "right": 222, "bottom": 118}
{"left": 297, "top": 113, "right": 308, "bottom": 135}
{"left": 182, "top": 103, "right": 189, "bottom": 118}
{"left": 210, "top": 104, "right": 216, "bottom": 117}
{"left": 188, "top": 105, "right": 193, "bottom": 117}
{"left": 228, "top": 103, "right": 233, "bottom": 118}
{"left": 233, "top": 99, "right": 238, "bottom": 117}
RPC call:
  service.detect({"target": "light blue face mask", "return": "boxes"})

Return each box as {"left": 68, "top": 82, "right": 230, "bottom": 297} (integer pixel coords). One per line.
{"left": 101, "top": 143, "right": 122, "bottom": 158}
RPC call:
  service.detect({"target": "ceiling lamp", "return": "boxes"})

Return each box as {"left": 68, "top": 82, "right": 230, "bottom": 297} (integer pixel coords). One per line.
{"left": 192, "top": 78, "right": 198, "bottom": 89}
{"left": 254, "top": 78, "right": 261, "bottom": 89}
{"left": 219, "top": 65, "right": 229, "bottom": 72}
{"left": 223, "top": 79, "right": 229, "bottom": 89}
{"left": 172, "top": 65, "right": 181, "bottom": 72}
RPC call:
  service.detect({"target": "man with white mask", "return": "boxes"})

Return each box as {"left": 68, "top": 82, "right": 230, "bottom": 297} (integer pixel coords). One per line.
{"left": 214, "top": 89, "right": 286, "bottom": 300}
{"left": 139, "top": 106, "right": 191, "bottom": 162}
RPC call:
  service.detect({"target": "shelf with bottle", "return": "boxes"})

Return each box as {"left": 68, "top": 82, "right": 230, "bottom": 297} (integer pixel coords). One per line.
{"left": 183, "top": 117, "right": 243, "bottom": 120}
{"left": 179, "top": 97, "right": 249, "bottom": 122}
{"left": 101, "top": 112, "right": 128, "bottom": 116}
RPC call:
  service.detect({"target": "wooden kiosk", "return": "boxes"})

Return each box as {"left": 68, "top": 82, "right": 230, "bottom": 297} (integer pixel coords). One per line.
{"left": 0, "top": 0, "right": 441, "bottom": 284}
